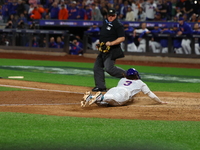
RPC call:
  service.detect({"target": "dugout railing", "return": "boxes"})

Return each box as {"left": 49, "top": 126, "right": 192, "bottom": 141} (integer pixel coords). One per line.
{"left": 0, "top": 29, "right": 70, "bottom": 53}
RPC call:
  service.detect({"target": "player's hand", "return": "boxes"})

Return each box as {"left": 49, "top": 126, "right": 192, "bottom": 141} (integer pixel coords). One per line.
{"left": 106, "top": 41, "right": 112, "bottom": 46}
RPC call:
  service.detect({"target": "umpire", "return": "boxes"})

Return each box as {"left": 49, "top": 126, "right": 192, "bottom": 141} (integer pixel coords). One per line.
{"left": 92, "top": 8, "right": 126, "bottom": 92}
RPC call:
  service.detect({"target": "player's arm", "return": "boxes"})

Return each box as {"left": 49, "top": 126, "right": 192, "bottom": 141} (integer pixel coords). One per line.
{"left": 106, "top": 37, "right": 125, "bottom": 46}
{"left": 141, "top": 83, "right": 167, "bottom": 104}
{"left": 147, "top": 91, "right": 167, "bottom": 104}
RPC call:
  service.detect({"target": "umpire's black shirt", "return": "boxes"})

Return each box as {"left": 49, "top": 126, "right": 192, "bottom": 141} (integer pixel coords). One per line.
{"left": 99, "top": 18, "right": 125, "bottom": 60}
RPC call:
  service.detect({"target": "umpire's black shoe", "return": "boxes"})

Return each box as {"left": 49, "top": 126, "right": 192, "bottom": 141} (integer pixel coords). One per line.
{"left": 92, "top": 87, "right": 107, "bottom": 92}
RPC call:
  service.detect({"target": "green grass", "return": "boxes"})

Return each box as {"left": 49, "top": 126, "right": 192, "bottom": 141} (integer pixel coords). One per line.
{"left": 0, "top": 58, "right": 200, "bottom": 150}
{"left": 0, "top": 87, "right": 29, "bottom": 91}
{"left": 0, "top": 112, "right": 199, "bottom": 150}
{"left": 0, "top": 58, "right": 200, "bottom": 92}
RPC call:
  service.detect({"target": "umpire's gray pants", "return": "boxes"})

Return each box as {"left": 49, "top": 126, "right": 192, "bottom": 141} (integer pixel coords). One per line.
{"left": 93, "top": 55, "right": 125, "bottom": 89}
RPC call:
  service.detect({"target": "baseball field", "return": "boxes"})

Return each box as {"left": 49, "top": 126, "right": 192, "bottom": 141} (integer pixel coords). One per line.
{"left": 0, "top": 52, "right": 200, "bottom": 150}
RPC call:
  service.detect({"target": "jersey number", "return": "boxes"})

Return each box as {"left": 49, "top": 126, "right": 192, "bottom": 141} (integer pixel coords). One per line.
{"left": 124, "top": 81, "right": 132, "bottom": 86}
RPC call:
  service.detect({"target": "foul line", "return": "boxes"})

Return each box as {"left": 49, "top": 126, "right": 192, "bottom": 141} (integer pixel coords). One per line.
{"left": 0, "top": 84, "right": 84, "bottom": 94}
{"left": 0, "top": 103, "right": 80, "bottom": 106}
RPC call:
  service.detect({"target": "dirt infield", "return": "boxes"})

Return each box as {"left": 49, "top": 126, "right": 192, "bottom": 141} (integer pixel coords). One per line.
{"left": 0, "top": 52, "right": 200, "bottom": 121}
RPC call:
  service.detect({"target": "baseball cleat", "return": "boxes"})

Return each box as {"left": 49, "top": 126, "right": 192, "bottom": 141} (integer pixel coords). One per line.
{"left": 82, "top": 91, "right": 92, "bottom": 107}
{"left": 89, "top": 91, "right": 103, "bottom": 105}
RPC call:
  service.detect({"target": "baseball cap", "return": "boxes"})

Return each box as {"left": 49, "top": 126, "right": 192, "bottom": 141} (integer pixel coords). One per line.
{"left": 107, "top": 8, "right": 116, "bottom": 15}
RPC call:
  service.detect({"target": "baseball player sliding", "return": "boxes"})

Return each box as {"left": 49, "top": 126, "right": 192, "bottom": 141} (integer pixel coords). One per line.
{"left": 81, "top": 68, "right": 167, "bottom": 107}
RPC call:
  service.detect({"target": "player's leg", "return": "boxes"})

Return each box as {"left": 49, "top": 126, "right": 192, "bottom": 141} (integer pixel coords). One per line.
{"left": 104, "top": 57, "right": 125, "bottom": 78}
{"left": 195, "top": 43, "right": 200, "bottom": 55}
{"left": 93, "top": 55, "right": 106, "bottom": 90}
{"left": 162, "top": 47, "right": 168, "bottom": 53}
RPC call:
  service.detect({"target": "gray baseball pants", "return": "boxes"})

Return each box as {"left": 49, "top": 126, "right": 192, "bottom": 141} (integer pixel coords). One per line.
{"left": 93, "top": 55, "right": 125, "bottom": 89}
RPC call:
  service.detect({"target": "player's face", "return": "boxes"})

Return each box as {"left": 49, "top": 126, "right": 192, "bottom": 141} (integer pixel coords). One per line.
{"left": 107, "top": 14, "right": 117, "bottom": 22}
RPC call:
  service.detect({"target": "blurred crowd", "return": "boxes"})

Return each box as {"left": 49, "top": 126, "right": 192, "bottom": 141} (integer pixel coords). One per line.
{"left": 0, "top": 0, "right": 200, "bottom": 27}
{"left": 0, "top": 0, "right": 200, "bottom": 55}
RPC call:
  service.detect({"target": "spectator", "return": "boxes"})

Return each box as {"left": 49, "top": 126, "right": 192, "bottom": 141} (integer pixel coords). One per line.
{"left": 49, "top": 37, "right": 57, "bottom": 48}
{"left": 85, "top": 23, "right": 100, "bottom": 50}
{"left": 28, "top": 3, "right": 34, "bottom": 16}
{"left": 17, "top": 0, "right": 26, "bottom": 16}
{"left": 114, "top": 4, "right": 121, "bottom": 18}
{"left": 58, "top": 4, "right": 68, "bottom": 20}
{"left": 31, "top": 36, "right": 39, "bottom": 47}
{"left": 17, "top": 13, "right": 28, "bottom": 25}
{"left": 30, "top": 6, "right": 42, "bottom": 20}
{"left": 149, "top": 24, "right": 162, "bottom": 53}
{"left": 77, "top": 4, "right": 86, "bottom": 20}
{"left": 171, "top": 24, "right": 184, "bottom": 54}
{"left": 155, "top": 0, "right": 167, "bottom": 20}
{"left": 50, "top": 2, "right": 59, "bottom": 19}
{"left": 133, "top": 22, "right": 150, "bottom": 52}
{"left": 5, "top": 20, "right": 14, "bottom": 29}
{"left": 176, "top": 0, "right": 184, "bottom": 13}
{"left": 85, "top": 0, "right": 94, "bottom": 6}
{"left": 22, "top": 0, "right": 30, "bottom": 13}
{"left": 166, "top": 0, "right": 172, "bottom": 20}
{"left": 189, "top": 13, "right": 198, "bottom": 22}
{"left": 172, "top": 15, "right": 178, "bottom": 22}
{"left": 144, "top": 0, "right": 157, "bottom": 21}
{"left": 58, "top": 0, "right": 67, "bottom": 9}
{"left": 136, "top": 6, "right": 146, "bottom": 21}
{"left": 74, "top": 35, "right": 83, "bottom": 54}
{"left": 99, "top": 2, "right": 108, "bottom": 19}
{"left": 38, "top": 4, "right": 46, "bottom": 19}
{"left": 91, "top": 3, "right": 103, "bottom": 21}
{"left": 68, "top": 1, "right": 79, "bottom": 19}
{"left": 175, "top": 7, "right": 182, "bottom": 18}
{"left": 153, "top": 12, "right": 163, "bottom": 21}
{"left": 29, "top": 0, "right": 37, "bottom": 6}
{"left": 171, "top": 0, "right": 177, "bottom": 19}
{"left": 122, "top": 22, "right": 137, "bottom": 52}
{"left": 125, "top": 6, "right": 135, "bottom": 21}
{"left": 119, "top": 0, "right": 130, "bottom": 20}
{"left": 44, "top": 14, "right": 50, "bottom": 19}
{"left": 8, "top": 14, "right": 18, "bottom": 28}
{"left": 69, "top": 38, "right": 83, "bottom": 55}
{"left": 2, "top": 1, "right": 9, "bottom": 23}
{"left": 159, "top": 25, "right": 173, "bottom": 53}
{"left": 183, "top": 0, "right": 194, "bottom": 19}
{"left": 56, "top": 36, "right": 64, "bottom": 48}
{"left": 193, "top": 23, "right": 200, "bottom": 55}
{"left": 177, "top": 17, "right": 193, "bottom": 54}
{"left": 24, "top": 10, "right": 30, "bottom": 21}
{"left": 85, "top": 4, "right": 92, "bottom": 20}
{"left": 10, "top": 0, "right": 18, "bottom": 16}
{"left": 131, "top": 0, "right": 140, "bottom": 19}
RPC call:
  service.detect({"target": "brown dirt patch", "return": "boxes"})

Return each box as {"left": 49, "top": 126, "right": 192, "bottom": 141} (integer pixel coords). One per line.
{"left": 0, "top": 79, "right": 200, "bottom": 121}
{"left": 0, "top": 52, "right": 200, "bottom": 121}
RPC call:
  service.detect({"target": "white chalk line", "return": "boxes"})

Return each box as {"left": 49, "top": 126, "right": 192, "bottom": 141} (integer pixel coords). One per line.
{"left": 0, "top": 103, "right": 80, "bottom": 106}
{"left": 0, "top": 84, "right": 84, "bottom": 94}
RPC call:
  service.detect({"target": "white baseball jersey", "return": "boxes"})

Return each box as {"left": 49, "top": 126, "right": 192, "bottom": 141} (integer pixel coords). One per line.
{"left": 101, "top": 78, "right": 159, "bottom": 106}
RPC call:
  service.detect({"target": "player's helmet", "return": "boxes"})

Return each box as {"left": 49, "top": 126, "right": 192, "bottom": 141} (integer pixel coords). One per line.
{"left": 126, "top": 68, "right": 141, "bottom": 79}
